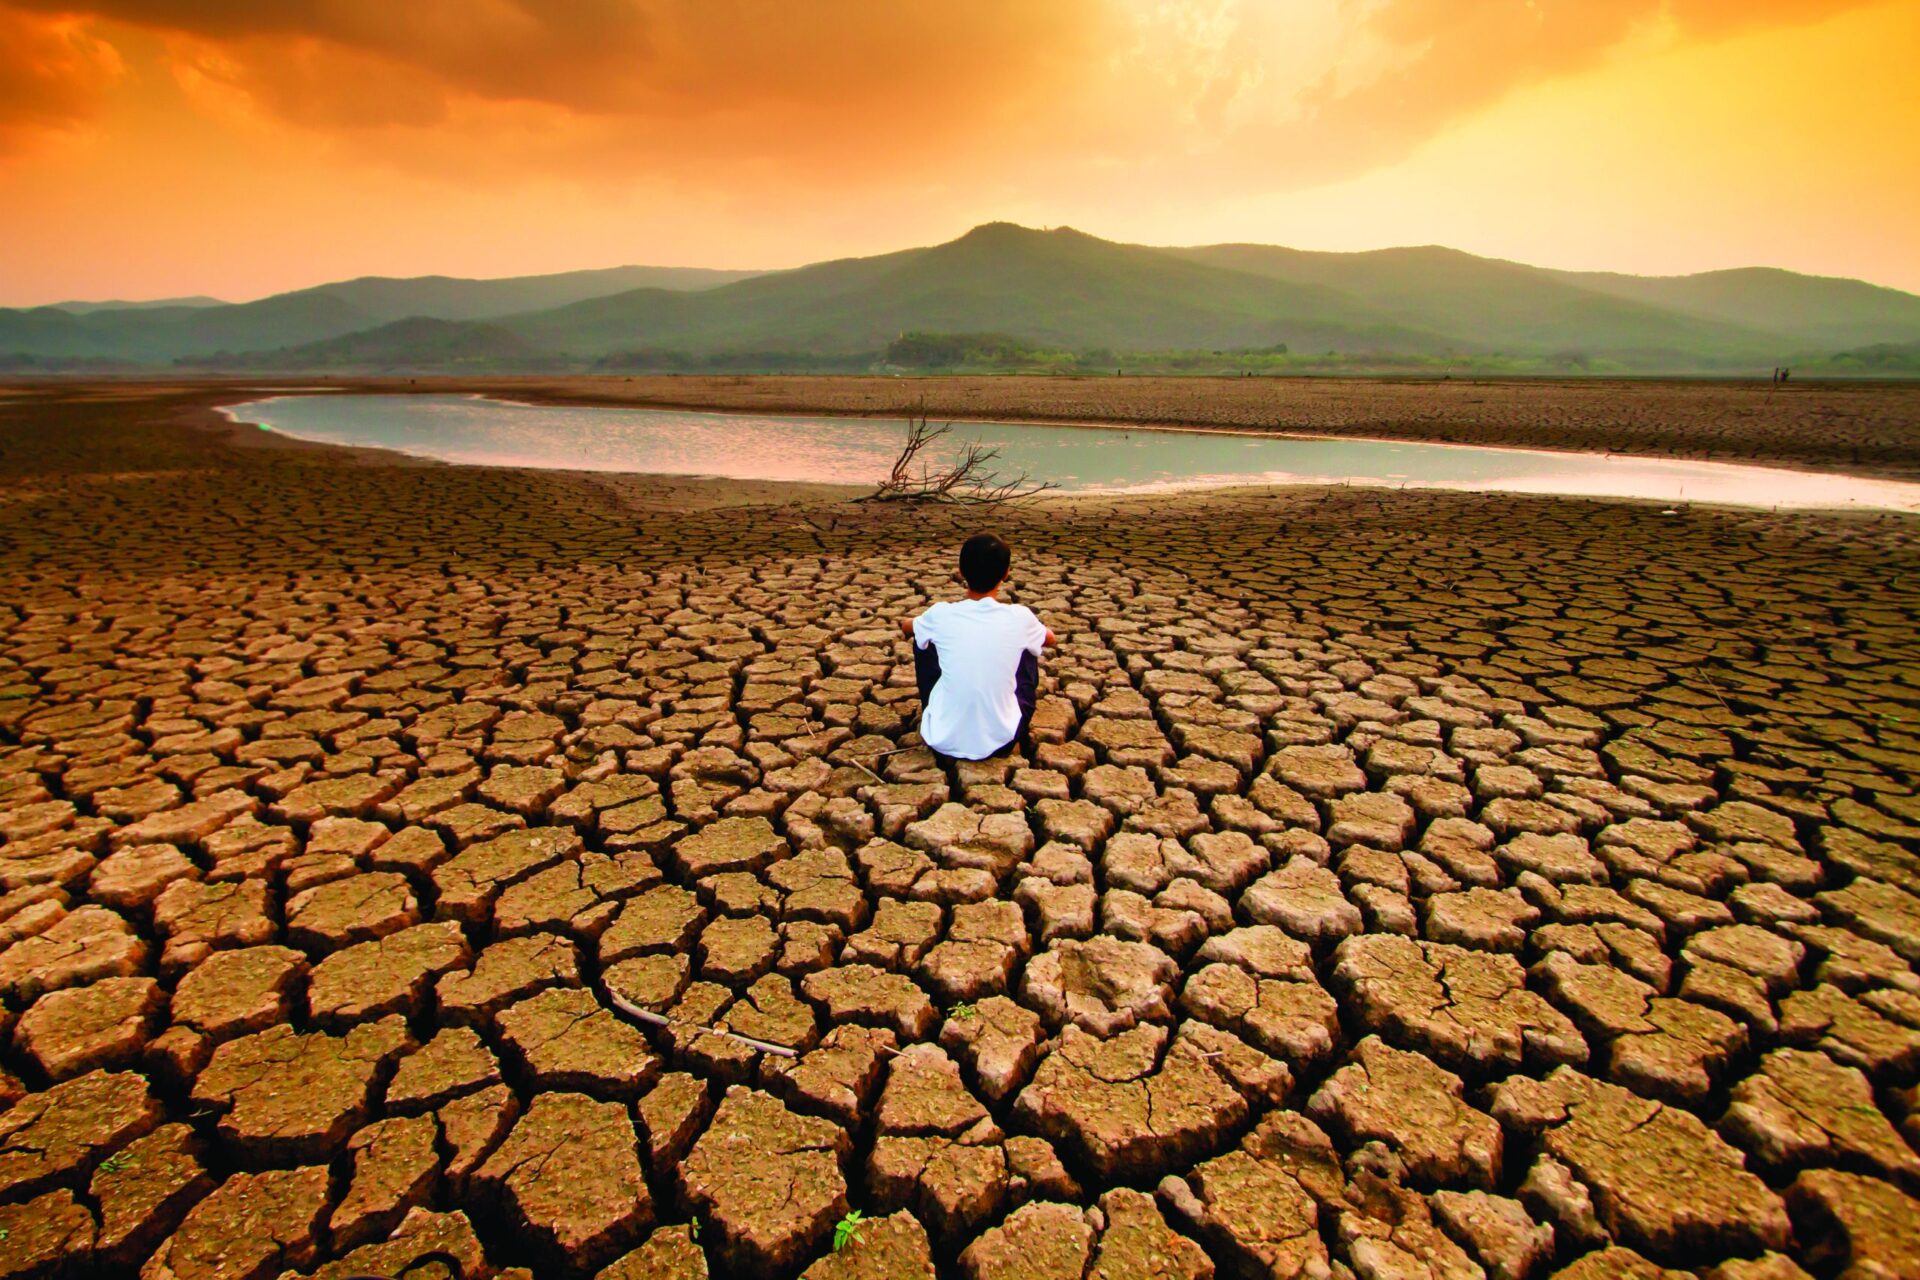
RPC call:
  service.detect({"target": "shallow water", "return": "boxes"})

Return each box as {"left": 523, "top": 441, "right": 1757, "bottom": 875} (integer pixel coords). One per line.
{"left": 222, "top": 394, "right": 1920, "bottom": 512}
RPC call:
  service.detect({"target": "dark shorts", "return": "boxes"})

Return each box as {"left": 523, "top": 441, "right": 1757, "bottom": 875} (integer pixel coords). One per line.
{"left": 913, "top": 642, "right": 1039, "bottom": 760}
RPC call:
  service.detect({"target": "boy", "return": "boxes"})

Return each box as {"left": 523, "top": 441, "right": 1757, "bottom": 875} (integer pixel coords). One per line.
{"left": 900, "top": 533, "right": 1056, "bottom": 761}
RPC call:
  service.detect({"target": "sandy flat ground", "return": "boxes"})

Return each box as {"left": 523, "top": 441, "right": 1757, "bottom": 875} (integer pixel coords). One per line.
{"left": 0, "top": 380, "right": 1916, "bottom": 1279}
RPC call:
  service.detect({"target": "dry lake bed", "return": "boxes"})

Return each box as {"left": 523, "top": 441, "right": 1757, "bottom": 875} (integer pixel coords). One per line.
{"left": 0, "top": 377, "right": 1916, "bottom": 1280}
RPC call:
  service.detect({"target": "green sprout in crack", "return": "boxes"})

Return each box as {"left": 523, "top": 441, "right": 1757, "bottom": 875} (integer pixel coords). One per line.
{"left": 689, "top": 1217, "right": 701, "bottom": 1242}
{"left": 949, "top": 1001, "right": 978, "bottom": 1021}
{"left": 97, "top": 1153, "right": 135, "bottom": 1175}
{"left": 832, "top": 1210, "right": 866, "bottom": 1252}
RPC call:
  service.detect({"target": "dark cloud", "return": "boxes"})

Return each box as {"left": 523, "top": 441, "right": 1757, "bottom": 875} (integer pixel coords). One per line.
{"left": 1, "top": 1, "right": 1109, "bottom": 125}
{"left": 0, "top": 8, "right": 120, "bottom": 148}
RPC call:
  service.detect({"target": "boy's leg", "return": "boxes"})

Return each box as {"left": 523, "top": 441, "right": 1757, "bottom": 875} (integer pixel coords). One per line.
{"left": 913, "top": 640, "right": 941, "bottom": 712}
{"left": 1014, "top": 650, "right": 1039, "bottom": 738}
{"left": 1000, "top": 649, "right": 1040, "bottom": 757}
{"left": 912, "top": 642, "right": 956, "bottom": 772}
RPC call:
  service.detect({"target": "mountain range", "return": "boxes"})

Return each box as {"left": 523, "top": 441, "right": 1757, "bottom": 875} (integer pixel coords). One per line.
{"left": 6, "top": 224, "right": 1918, "bottom": 374}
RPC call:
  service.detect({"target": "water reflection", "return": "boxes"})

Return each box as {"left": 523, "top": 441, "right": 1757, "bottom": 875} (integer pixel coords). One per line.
{"left": 220, "top": 394, "right": 1920, "bottom": 513}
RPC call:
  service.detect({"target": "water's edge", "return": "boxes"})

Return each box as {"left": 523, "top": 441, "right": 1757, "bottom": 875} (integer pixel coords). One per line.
{"left": 220, "top": 394, "right": 1920, "bottom": 514}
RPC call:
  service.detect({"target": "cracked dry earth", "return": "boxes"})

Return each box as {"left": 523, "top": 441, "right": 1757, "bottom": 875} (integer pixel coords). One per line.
{"left": 0, "top": 384, "right": 1917, "bottom": 1280}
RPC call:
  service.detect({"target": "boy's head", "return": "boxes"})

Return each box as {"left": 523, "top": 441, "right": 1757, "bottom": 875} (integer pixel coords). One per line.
{"left": 959, "top": 533, "right": 1011, "bottom": 593}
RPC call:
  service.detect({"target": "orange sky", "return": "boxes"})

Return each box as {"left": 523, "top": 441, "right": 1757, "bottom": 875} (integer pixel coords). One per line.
{"left": 1, "top": 0, "right": 1916, "bottom": 304}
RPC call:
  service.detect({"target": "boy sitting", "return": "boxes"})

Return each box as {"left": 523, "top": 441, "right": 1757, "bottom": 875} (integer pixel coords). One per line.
{"left": 900, "top": 533, "right": 1056, "bottom": 761}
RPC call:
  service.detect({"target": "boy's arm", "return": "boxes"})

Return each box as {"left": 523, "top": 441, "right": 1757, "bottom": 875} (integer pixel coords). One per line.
{"left": 900, "top": 617, "right": 914, "bottom": 639}
{"left": 1029, "top": 609, "right": 1056, "bottom": 649}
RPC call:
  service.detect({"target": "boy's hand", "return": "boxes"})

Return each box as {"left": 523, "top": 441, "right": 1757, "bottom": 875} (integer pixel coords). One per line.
{"left": 900, "top": 618, "right": 915, "bottom": 639}
{"left": 1043, "top": 628, "right": 1058, "bottom": 647}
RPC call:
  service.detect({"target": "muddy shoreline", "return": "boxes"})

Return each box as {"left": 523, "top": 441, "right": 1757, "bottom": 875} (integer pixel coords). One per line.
{"left": 11, "top": 372, "right": 1920, "bottom": 483}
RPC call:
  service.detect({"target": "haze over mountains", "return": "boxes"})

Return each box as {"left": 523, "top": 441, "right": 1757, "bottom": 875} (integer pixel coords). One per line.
{"left": 7, "top": 224, "right": 1919, "bottom": 375}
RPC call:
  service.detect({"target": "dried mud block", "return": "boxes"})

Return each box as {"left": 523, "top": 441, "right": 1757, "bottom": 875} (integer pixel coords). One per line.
{"left": 496, "top": 985, "right": 661, "bottom": 1101}
{"left": 1181, "top": 962, "right": 1341, "bottom": 1072}
{"left": 636, "top": 1072, "right": 711, "bottom": 1172}
{"left": 761, "top": 1023, "right": 896, "bottom": 1129}
{"left": 0, "top": 1188, "right": 97, "bottom": 1278}
{"left": 1722, "top": 1048, "right": 1920, "bottom": 1187}
{"left": 496, "top": 851, "right": 662, "bottom": 938}
{"left": 327, "top": 1113, "right": 442, "bottom": 1251}
{"left": 1430, "top": 1189, "right": 1554, "bottom": 1280}
{"left": 595, "top": 1222, "right": 709, "bottom": 1279}
{"left": 87, "top": 843, "right": 197, "bottom": 912}
{"left": 436, "top": 932, "right": 582, "bottom": 1027}
{"left": 153, "top": 879, "right": 272, "bottom": 973}
{"left": 672, "top": 816, "right": 789, "bottom": 879}
{"left": 1493, "top": 1067, "right": 1790, "bottom": 1261}
{"left": 1307, "top": 1036, "right": 1502, "bottom": 1189}
{"left": 678, "top": 1088, "right": 851, "bottom": 1275}
{"left": 1021, "top": 936, "right": 1179, "bottom": 1037}
{"left": 1778, "top": 984, "right": 1920, "bottom": 1079}
{"left": 1242, "top": 857, "right": 1363, "bottom": 944}
{"left": 474, "top": 1091, "right": 651, "bottom": 1272}
{"left": 431, "top": 826, "right": 581, "bottom": 923}
{"left": 778, "top": 1211, "right": 931, "bottom": 1280}
{"left": 1548, "top": 1246, "right": 1695, "bottom": 1279}
{"left": 1337, "top": 1171, "right": 1482, "bottom": 1279}
{"left": 801, "top": 964, "right": 937, "bottom": 1040}
{"left": 88, "top": 1123, "right": 214, "bottom": 1270}
{"left": 1086, "top": 1187, "right": 1212, "bottom": 1280}
{"left": 1332, "top": 934, "right": 1585, "bottom": 1074}
{"left": 306, "top": 921, "right": 472, "bottom": 1029}
{"left": 140, "top": 1165, "right": 330, "bottom": 1280}
{"left": 1015, "top": 1022, "right": 1280, "bottom": 1180}
{"left": 959, "top": 1200, "right": 1095, "bottom": 1280}
{"left": 940, "top": 995, "right": 1046, "bottom": 1103}
{"left": 303, "top": 1209, "right": 491, "bottom": 1280}
{"left": 171, "top": 945, "right": 307, "bottom": 1040}
{"left": 191, "top": 1016, "right": 414, "bottom": 1163}
{"left": 1157, "top": 1110, "right": 1340, "bottom": 1280}
{"left": 284, "top": 870, "right": 420, "bottom": 951}
{"left": 13, "top": 975, "right": 166, "bottom": 1080}
{"left": 0, "top": 1069, "right": 162, "bottom": 1202}
{"left": 600, "top": 884, "right": 707, "bottom": 965}
{"left": 385, "top": 1025, "right": 502, "bottom": 1114}
{"left": 904, "top": 804, "right": 1036, "bottom": 880}
{"left": 0, "top": 903, "right": 147, "bottom": 1000}
{"left": 1785, "top": 1169, "right": 1920, "bottom": 1280}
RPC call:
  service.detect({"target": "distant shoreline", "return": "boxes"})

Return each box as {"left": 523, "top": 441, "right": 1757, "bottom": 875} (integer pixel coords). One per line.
{"left": 5, "top": 372, "right": 1917, "bottom": 484}
{"left": 124, "top": 371, "right": 1920, "bottom": 486}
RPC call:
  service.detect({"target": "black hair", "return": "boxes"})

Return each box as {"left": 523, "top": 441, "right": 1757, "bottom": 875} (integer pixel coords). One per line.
{"left": 959, "top": 533, "right": 1012, "bottom": 592}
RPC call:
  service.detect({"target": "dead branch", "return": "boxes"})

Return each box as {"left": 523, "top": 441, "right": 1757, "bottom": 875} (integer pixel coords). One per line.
{"left": 862, "top": 405, "right": 1058, "bottom": 505}
{"left": 605, "top": 987, "right": 797, "bottom": 1058}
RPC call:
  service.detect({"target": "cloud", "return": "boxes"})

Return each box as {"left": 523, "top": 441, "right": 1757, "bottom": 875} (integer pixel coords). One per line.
{"left": 0, "top": 0, "right": 1888, "bottom": 191}
{"left": 0, "top": 8, "right": 121, "bottom": 150}
{"left": 1266, "top": 0, "right": 1884, "bottom": 182}
{"left": 2, "top": 1, "right": 1111, "bottom": 125}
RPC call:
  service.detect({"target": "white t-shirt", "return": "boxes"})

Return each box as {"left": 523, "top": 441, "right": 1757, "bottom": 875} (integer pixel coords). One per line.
{"left": 913, "top": 597, "right": 1048, "bottom": 760}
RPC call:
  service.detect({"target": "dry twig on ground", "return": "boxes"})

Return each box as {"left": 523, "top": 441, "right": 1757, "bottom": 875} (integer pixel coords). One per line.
{"left": 863, "top": 408, "right": 1058, "bottom": 505}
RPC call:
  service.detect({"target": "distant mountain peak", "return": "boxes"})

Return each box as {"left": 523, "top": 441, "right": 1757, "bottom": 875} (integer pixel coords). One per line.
{"left": 951, "top": 221, "right": 1094, "bottom": 245}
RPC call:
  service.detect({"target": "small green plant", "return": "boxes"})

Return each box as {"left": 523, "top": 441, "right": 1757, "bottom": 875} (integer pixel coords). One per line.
{"left": 833, "top": 1210, "right": 866, "bottom": 1252}
{"left": 98, "top": 1153, "right": 135, "bottom": 1175}
{"left": 689, "top": 1217, "right": 700, "bottom": 1242}
{"left": 949, "top": 1001, "right": 978, "bottom": 1021}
